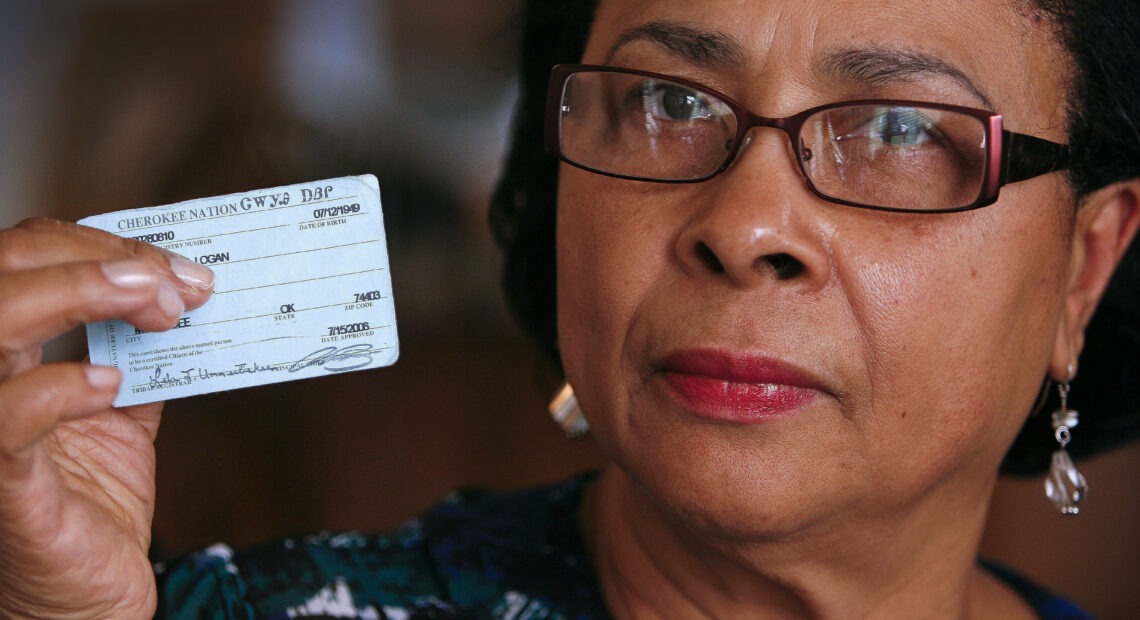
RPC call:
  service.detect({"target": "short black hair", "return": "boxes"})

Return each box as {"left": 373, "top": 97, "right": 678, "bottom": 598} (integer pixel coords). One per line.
{"left": 488, "top": 0, "right": 1140, "bottom": 474}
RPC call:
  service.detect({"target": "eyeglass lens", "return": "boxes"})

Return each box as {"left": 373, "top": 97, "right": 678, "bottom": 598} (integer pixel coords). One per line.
{"left": 557, "top": 70, "right": 990, "bottom": 211}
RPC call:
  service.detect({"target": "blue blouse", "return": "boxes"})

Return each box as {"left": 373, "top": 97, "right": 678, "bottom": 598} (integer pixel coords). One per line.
{"left": 155, "top": 474, "right": 1092, "bottom": 619}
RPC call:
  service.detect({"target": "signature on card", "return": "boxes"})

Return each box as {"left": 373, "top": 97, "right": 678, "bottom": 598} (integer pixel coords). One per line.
{"left": 287, "top": 344, "right": 379, "bottom": 373}
{"left": 145, "top": 344, "right": 380, "bottom": 391}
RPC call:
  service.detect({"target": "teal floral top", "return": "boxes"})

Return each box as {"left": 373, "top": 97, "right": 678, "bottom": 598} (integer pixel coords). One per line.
{"left": 155, "top": 474, "right": 1092, "bottom": 619}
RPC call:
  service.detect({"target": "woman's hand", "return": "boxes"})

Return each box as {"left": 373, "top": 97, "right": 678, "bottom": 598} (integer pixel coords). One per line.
{"left": 0, "top": 218, "right": 213, "bottom": 619}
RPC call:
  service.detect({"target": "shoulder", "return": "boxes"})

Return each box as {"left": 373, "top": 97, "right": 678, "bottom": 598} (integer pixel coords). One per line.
{"left": 155, "top": 473, "right": 608, "bottom": 619}
{"left": 981, "top": 559, "right": 1095, "bottom": 620}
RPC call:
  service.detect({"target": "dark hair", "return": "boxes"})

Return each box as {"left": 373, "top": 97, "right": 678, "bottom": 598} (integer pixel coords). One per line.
{"left": 488, "top": 0, "right": 1140, "bottom": 474}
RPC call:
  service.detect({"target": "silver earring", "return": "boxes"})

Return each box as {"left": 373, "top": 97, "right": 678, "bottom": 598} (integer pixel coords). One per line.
{"left": 549, "top": 382, "right": 589, "bottom": 438}
{"left": 1045, "top": 379, "right": 1088, "bottom": 515}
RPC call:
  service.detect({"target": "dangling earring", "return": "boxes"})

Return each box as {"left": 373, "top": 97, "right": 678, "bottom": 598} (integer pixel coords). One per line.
{"left": 1045, "top": 373, "right": 1088, "bottom": 515}
{"left": 549, "top": 382, "right": 589, "bottom": 438}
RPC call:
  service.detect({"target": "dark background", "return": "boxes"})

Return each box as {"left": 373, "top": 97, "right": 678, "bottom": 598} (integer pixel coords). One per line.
{"left": 0, "top": 2, "right": 1135, "bottom": 617}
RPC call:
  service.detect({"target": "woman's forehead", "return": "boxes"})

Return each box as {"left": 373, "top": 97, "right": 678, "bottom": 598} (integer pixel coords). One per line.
{"left": 587, "top": 0, "right": 1071, "bottom": 134}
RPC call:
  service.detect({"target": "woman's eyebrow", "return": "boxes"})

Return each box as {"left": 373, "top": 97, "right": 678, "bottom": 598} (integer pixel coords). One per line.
{"left": 820, "top": 47, "right": 996, "bottom": 109}
{"left": 605, "top": 20, "right": 746, "bottom": 66}
{"left": 605, "top": 23, "right": 996, "bottom": 109}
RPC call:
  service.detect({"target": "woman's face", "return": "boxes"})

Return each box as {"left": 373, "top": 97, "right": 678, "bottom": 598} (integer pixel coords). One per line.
{"left": 556, "top": 0, "right": 1078, "bottom": 536}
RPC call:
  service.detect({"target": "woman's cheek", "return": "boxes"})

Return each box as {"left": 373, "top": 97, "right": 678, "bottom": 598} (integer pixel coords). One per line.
{"left": 556, "top": 175, "right": 636, "bottom": 387}
{"left": 560, "top": 175, "right": 664, "bottom": 301}
{"left": 841, "top": 229, "right": 1057, "bottom": 477}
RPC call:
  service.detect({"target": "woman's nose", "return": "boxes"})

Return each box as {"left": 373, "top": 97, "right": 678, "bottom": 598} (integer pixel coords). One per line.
{"left": 674, "top": 134, "right": 832, "bottom": 291}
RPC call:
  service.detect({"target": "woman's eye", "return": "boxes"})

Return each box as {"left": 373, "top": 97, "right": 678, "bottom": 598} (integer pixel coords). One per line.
{"left": 639, "top": 82, "right": 716, "bottom": 121}
{"left": 863, "top": 108, "right": 941, "bottom": 146}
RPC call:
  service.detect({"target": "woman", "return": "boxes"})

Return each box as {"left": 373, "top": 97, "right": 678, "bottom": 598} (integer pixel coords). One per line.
{"left": 0, "top": 0, "right": 1137, "bottom": 617}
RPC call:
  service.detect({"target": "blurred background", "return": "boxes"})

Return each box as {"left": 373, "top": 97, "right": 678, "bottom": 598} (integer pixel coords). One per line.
{"left": 0, "top": 1, "right": 1135, "bottom": 617}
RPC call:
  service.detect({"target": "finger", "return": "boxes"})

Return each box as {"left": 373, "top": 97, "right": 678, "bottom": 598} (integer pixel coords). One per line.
{"left": 1, "top": 218, "right": 147, "bottom": 270}
{"left": 79, "top": 356, "right": 163, "bottom": 442}
{"left": 0, "top": 364, "right": 120, "bottom": 468}
{"left": 1, "top": 218, "right": 214, "bottom": 307}
{"left": 160, "top": 253, "right": 215, "bottom": 311}
{"left": 6, "top": 348, "right": 42, "bottom": 378}
{"left": 0, "top": 261, "right": 185, "bottom": 352}
{"left": 117, "top": 403, "right": 164, "bottom": 443}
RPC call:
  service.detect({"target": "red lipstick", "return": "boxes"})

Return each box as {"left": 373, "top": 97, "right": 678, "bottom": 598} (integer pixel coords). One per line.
{"left": 657, "top": 349, "right": 823, "bottom": 423}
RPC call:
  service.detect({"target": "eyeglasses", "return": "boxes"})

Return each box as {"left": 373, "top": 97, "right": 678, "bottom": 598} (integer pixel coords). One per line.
{"left": 545, "top": 64, "right": 1070, "bottom": 213}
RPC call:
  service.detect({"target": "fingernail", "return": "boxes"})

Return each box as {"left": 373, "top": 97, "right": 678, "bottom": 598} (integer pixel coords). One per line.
{"left": 86, "top": 365, "right": 121, "bottom": 390}
{"left": 101, "top": 260, "right": 156, "bottom": 288}
{"left": 168, "top": 255, "right": 215, "bottom": 290}
{"left": 156, "top": 282, "right": 185, "bottom": 319}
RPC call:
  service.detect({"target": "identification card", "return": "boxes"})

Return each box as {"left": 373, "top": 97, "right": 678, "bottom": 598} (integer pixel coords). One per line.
{"left": 82, "top": 174, "right": 398, "bottom": 407}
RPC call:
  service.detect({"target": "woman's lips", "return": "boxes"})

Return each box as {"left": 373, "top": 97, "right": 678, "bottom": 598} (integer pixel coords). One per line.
{"left": 657, "top": 349, "right": 824, "bottom": 423}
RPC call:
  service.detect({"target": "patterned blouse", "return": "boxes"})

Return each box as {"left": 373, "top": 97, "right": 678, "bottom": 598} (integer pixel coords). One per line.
{"left": 155, "top": 473, "right": 1093, "bottom": 619}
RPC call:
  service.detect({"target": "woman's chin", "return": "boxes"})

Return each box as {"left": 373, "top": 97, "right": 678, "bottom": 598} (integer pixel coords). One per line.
{"left": 596, "top": 395, "right": 865, "bottom": 541}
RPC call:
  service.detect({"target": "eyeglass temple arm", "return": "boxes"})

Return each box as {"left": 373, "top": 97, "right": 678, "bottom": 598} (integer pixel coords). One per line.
{"left": 1001, "top": 130, "right": 1071, "bottom": 185}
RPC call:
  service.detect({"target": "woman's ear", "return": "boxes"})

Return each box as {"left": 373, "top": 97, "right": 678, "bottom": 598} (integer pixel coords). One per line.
{"left": 1052, "top": 180, "right": 1140, "bottom": 380}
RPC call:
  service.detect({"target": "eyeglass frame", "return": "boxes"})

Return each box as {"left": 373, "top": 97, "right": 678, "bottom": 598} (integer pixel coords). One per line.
{"left": 544, "top": 63, "right": 1071, "bottom": 213}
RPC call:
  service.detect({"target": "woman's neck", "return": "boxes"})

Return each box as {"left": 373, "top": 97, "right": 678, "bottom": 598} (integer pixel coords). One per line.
{"left": 582, "top": 464, "right": 1035, "bottom": 619}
